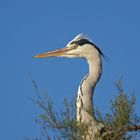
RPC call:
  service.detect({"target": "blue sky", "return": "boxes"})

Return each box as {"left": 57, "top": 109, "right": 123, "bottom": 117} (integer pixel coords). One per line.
{"left": 0, "top": 0, "right": 140, "bottom": 139}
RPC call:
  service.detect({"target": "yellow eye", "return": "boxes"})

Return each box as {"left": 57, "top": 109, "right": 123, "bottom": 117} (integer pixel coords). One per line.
{"left": 73, "top": 45, "right": 78, "bottom": 49}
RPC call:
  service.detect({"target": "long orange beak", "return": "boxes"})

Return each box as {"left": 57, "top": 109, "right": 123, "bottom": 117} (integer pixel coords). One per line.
{"left": 33, "top": 47, "right": 70, "bottom": 58}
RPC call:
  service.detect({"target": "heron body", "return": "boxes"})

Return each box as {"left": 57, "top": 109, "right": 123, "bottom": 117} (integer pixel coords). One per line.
{"left": 34, "top": 34, "right": 105, "bottom": 139}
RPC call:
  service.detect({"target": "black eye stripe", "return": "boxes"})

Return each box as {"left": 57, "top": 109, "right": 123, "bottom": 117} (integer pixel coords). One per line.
{"left": 71, "top": 39, "right": 92, "bottom": 46}
{"left": 71, "top": 39, "right": 103, "bottom": 56}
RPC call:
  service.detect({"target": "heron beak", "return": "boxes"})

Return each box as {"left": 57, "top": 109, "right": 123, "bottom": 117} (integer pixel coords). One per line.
{"left": 33, "top": 47, "right": 70, "bottom": 58}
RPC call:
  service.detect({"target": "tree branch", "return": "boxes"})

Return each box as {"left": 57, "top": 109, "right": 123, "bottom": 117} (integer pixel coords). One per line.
{"left": 127, "top": 125, "right": 140, "bottom": 132}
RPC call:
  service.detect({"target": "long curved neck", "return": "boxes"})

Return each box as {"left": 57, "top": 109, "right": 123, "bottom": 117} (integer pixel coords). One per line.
{"left": 76, "top": 53, "right": 102, "bottom": 123}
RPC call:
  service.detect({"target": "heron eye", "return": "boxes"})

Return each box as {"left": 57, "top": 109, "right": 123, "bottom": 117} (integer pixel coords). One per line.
{"left": 74, "top": 45, "right": 78, "bottom": 49}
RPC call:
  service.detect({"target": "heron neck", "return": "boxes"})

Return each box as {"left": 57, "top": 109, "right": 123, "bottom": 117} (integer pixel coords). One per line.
{"left": 76, "top": 54, "right": 102, "bottom": 123}
{"left": 87, "top": 55, "right": 102, "bottom": 84}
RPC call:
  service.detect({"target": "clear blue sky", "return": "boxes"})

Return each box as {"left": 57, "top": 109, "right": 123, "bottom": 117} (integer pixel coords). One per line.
{"left": 0, "top": 0, "right": 140, "bottom": 139}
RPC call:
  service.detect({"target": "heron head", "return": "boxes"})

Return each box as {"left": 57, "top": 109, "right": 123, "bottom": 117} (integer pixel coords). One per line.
{"left": 33, "top": 34, "right": 104, "bottom": 59}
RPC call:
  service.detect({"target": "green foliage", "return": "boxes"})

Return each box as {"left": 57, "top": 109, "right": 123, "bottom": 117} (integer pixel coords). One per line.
{"left": 111, "top": 81, "right": 135, "bottom": 128}
{"left": 36, "top": 94, "right": 89, "bottom": 140}
{"left": 95, "top": 80, "right": 140, "bottom": 140}
{"left": 31, "top": 80, "right": 140, "bottom": 140}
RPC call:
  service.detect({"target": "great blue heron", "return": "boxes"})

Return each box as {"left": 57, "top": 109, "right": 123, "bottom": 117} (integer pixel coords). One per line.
{"left": 34, "top": 34, "right": 106, "bottom": 139}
